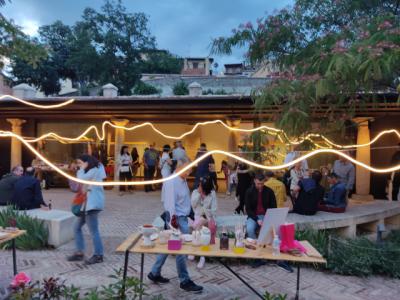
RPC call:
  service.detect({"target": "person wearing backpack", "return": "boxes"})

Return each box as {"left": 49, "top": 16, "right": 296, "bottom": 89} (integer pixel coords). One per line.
{"left": 291, "top": 170, "right": 325, "bottom": 215}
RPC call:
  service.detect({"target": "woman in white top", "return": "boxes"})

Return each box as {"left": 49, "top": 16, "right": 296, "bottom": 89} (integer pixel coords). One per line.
{"left": 190, "top": 176, "right": 218, "bottom": 269}
{"left": 159, "top": 144, "right": 172, "bottom": 178}
{"left": 117, "top": 146, "right": 133, "bottom": 195}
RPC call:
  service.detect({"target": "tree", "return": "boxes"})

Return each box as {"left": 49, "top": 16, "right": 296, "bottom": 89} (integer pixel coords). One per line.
{"left": 173, "top": 81, "right": 189, "bottom": 95}
{"left": 132, "top": 80, "right": 160, "bottom": 95}
{"left": 140, "top": 50, "right": 183, "bottom": 74}
{"left": 10, "top": 0, "right": 182, "bottom": 95}
{"left": 0, "top": 1, "right": 46, "bottom": 70}
{"left": 212, "top": 0, "right": 400, "bottom": 138}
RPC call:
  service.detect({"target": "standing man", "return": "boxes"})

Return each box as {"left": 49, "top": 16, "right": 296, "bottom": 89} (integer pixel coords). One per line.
{"left": 172, "top": 141, "right": 188, "bottom": 163}
{"left": 0, "top": 165, "right": 24, "bottom": 206}
{"left": 194, "top": 143, "right": 213, "bottom": 189}
{"left": 143, "top": 143, "right": 158, "bottom": 192}
{"left": 148, "top": 161, "right": 203, "bottom": 293}
{"left": 332, "top": 153, "right": 355, "bottom": 198}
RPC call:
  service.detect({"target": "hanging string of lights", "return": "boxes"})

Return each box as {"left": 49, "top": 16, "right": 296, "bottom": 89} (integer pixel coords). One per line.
{"left": 1, "top": 130, "right": 399, "bottom": 186}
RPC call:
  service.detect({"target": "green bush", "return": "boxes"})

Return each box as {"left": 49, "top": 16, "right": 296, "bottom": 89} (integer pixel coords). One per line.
{"left": 295, "top": 228, "right": 400, "bottom": 278}
{"left": 172, "top": 81, "right": 189, "bottom": 95}
{"left": 0, "top": 206, "right": 48, "bottom": 250}
{"left": 132, "top": 81, "right": 160, "bottom": 95}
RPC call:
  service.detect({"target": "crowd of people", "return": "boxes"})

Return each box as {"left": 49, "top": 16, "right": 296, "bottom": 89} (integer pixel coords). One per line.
{"left": 2, "top": 141, "right": 399, "bottom": 294}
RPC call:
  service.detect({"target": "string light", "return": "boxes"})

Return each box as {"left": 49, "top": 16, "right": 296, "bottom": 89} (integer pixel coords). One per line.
{"left": 17, "top": 120, "right": 400, "bottom": 151}
{"left": 0, "top": 95, "right": 75, "bottom": 109}
{"left": 1, "top": 94, "right": 398, "bottom": 149}
{"left": 1, "top": 130, "right": 400, "bottom": 186}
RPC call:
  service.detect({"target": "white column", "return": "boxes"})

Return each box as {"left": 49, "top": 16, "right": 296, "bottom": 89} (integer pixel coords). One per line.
{"left": 352, "top": 118, "right": 374, "bottom": 201}
{"left": 6, "top": 118, "right": 26, "bottom": 170}
{"left": 111, "top": 119, "right": 129, "bottom": 184}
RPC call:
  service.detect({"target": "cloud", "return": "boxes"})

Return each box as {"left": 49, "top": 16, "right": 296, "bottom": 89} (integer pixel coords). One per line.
{"left": 2, "top": 0, "right": 293, "bottom": 67}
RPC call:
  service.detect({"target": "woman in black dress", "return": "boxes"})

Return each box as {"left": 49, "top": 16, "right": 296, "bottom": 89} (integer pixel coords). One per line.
{"left": 235, "top": 162, "right": 252, "bottom": 214}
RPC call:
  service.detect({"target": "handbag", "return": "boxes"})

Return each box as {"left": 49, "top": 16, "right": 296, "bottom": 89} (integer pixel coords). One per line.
{"left": 120, "top": 165, "right": 130, "bottom": 173}
{"left": 71, "top": 191, "right": 87, "bottom": 217}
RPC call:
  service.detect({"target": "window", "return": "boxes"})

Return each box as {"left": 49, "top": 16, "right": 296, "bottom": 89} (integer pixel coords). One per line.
{"left": 193, "top": 62, "right": 199, "bottom": 69}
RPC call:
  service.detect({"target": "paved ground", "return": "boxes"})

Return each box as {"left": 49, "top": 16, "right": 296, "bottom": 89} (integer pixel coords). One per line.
{"left": 1, "top": 189, "right": 399, "bottom": 300}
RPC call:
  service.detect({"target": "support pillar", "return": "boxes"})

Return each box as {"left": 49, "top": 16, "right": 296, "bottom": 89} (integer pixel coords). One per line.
{"left": 226, "top": 117, "right": 241, "bottom": 166}
{"left": 6, "top": 118, "right": 26, "bottom": 170}
{"left": 111, "top": 119, "right": 129, "bottom": 186}
{"left": 352, "top": 118, "right": 374, "bottom": 201}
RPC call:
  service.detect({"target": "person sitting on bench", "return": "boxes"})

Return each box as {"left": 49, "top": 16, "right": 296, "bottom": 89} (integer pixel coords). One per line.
{"left": 11, "top": 167, "right": 47, "bottom": 210}
{"left": 318, "top": 172, "right": 347, "bottom": 213}
{"left": 292, "top": 170, "right": 325, "bottom": 215}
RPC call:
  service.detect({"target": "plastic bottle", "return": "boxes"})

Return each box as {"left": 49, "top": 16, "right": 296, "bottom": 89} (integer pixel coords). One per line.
{"left": 272, "top": 235, "right": 281, "bottom": 256}
{"left": 48, "top": 199, "right": 52, "bottom": 210}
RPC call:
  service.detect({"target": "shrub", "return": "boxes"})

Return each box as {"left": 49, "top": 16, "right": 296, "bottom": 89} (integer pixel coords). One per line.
{"left": 132, "top": 81, "right": 160, "bottom": 95}
{"left": 296, "top": 228, "right": 400, "bottom": 278}
{"left": 9, "top": 269, "right": 163, "bottom": 300}
{"left": 0, "top": 206, "right": 48, "bottom": 250}
{"left": 172, "top": 81, "right": 189, "bottom": 95}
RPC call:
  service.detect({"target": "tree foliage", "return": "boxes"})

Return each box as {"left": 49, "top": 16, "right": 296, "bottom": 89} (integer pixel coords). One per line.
{"left": 133, "top": 80, "right": 160, "bottom": 95}
{"left": 212, "top": 0, "right": 400, "bottom": 137}
{"left": 173, "top": 81, "right": 189, "bottom": 95}
{"left": 9, "top": 0, "right": 182, "bottom": 95}
{"left": 0, "top": 1, "right": 46, "bottom": 70}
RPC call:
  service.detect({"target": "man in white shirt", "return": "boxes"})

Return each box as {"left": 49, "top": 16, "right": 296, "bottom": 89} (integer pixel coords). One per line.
{"left": 148, "top": 161, "right": 203, "bottom": 294}
{"left": 172, "top": 141, "right": 188, "bottom": 163}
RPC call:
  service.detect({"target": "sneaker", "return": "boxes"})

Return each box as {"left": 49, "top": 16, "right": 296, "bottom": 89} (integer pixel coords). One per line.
{"left": 188, "top": 255, "right": 195, "bottom": 261}
{"left": 180, "top": 280, "right": 203, "bottom": 293}
{"left": 67, "top": 253, "right": 84, "bottom": 262}
{"left": 197, "top": 256, "right": 205, "bottom": 269}
{"left": 147, "top": 273, "right": 170, "bottom": 284}
{"left": 84, "top": 255, "right": 103, "bottom": 265}
{"left": 276, "top": 261, "right": 294, "bottom": 273}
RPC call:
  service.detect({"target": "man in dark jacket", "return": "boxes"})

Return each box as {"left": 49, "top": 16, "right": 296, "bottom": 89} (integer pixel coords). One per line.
{"left": 245, "top": 172, "right": 277, "bottom": 239}
{"left": 0, "top": 165, "right": 24, "bottom": 205}
{"left": 292, "top": 170, "right": 325, "bottom": 215}
{"left": 11, "top": 167, "right": 47, "bottom": 210}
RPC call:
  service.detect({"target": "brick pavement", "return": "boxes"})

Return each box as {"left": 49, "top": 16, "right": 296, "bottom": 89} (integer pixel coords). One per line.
{"left": 1, "top": 189, "right": 399, "bottom": 300}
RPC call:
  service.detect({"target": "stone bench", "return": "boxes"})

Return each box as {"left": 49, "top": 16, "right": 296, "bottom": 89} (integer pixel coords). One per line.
{"left": 216, "top": 200, "right": 400, "bottom": 238}
{"left": 152, "top": 200, "right": 400, "bottom": 239}
{"left": 24, "top": 209, "right": 75, "bottom": 247}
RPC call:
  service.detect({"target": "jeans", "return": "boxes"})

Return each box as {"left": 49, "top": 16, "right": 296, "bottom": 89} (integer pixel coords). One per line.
{"left": 246, "top": 215, "right": 264, "bottom": 239}
{"left": 151, "top": 216, "right": 190, "bottom": 284}
{"left": 74, "top": 210, "right": 104, "bottom": 256}
{"left": 144, "top": 166, "right": 156, "bottom": 191}
{"left": 119, "top": 171, "right": 133, "bottom": 192}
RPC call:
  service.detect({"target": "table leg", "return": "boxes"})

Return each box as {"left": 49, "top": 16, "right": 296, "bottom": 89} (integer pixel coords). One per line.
{"left": 12, "top": 239, "right": 17, "bottom": 275}
{"left": 295, "top": 265, "right": 300, "bottom": 300}
{"left": 122, "top": 250, "right": 130, "bottom": 298}
{"left": 219, "top": 259, "right": 264, "bottom": 299}
{"left": 139, "top": 254, "right": 144, "bottom": 300}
